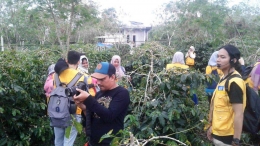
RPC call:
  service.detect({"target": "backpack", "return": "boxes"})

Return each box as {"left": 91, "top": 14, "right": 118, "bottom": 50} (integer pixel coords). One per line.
{"left": 47, "top": 72, "right": 83, "bottom": 128}
{"left": 242, "top": 62, "right": 260, "bottom": 80}
{"left": 242, "top": 66, "right": 254, "bottom": 80}
{"left": 225, "top": 74, "right": 260, "bottom": 134}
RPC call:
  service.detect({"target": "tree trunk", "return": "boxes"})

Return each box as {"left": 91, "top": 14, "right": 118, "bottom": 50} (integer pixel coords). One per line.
{"left": 46, "top": 0, "right": 64, "bottom": 54}
{"left": 66, "top": 1, "right": 75, "bottom": 53}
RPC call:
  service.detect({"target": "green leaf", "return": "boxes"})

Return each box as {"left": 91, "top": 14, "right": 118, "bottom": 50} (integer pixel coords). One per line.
{"left": 13, "top": 84, "right": 24, "bottom": 92}
{"left": 40, "top": 103, "right": 46, "bottom": 110}
{"left": 150, "top": 99, "right": 159, "bottom": 107}
{"left": 12, "top": 109, "right": 16, "bottom": 116}
{"left": 159, "top": 115, "right": 165, "bottom": 126}
{"left": 74, "top": 121, "right": 83, "bottom": 134}
{"left": 99, "top": 131, "right": 113, "bottom": 143}
{"left": 180, "top": 74, "right": 188, "bottom": 82}
{"left": 0, "top": 107, "right": 4, "bottom": 114}
{"left": 191, "top": 109, "right": 195, "bottom": 116}
{"left": 110, "top": 137, "right": 120, "bottom": 146}
{"left": 65, "top": 126, "right": 72, "bottom": 138}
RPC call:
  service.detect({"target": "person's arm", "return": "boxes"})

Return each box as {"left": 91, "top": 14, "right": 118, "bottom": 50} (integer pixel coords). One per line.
{"left": 74, "top": 88, "right": 130, "bottom": 123}
{"left": 185, "top": 52, "right": 189, "bottom": 58}
{"left": 83, "top": 90, "right": 130, "bottom": 123}
{"left": 232, "top": 103, "right": 243, "bottom": 140}
{"left": 228, "top": 82, "right": 244, "bottom": 142}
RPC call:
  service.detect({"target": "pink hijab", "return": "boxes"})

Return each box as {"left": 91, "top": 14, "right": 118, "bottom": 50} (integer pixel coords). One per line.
{"left": 111, "top": 55, "right": 125, "bottom": 79}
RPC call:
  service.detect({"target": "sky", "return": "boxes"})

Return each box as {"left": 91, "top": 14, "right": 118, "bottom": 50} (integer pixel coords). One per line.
{"left": 94, "top": 0, "right": 258, "bottom": 26}
{"left": 94, "top": 0, "right": 170, "bottom": 26}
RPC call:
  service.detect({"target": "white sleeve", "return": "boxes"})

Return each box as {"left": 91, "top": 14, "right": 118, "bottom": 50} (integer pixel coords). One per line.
{"left": 189, "top": 53, "right": 196, "bottom": 59}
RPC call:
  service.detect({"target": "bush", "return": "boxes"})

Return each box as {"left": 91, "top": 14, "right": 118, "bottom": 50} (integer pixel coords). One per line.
{"left": 0, "top": 49, "right": 57, "bottom": 146}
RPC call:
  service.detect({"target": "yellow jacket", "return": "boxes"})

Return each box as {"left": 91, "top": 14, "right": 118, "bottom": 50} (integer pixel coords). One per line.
{"left": 211, "top": 71, "right": 246, "bottom": 136}
{"left": 205, "top": 66, "right": 223, "bottom": 76}
{"left": 83, "top": 73, "right": 97, "bottom": 97}
{"left": 54, "top": 68, "right": 85, "bottom": 115}
{"left": 166, "top": 63, "right": 189, "bottom": 70}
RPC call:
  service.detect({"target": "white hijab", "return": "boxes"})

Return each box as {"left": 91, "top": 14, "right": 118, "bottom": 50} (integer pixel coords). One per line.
{"left": 208, "top": 51, "right": 218, "bottom": 66}
{"left": 172, "top": 52, "right": 185, "bottom": 64}
{"left": 111, "top": 55, "right": 125, "bottom": 79}
{"left": 78, "top": 55, "right": 89, "bottom": 74}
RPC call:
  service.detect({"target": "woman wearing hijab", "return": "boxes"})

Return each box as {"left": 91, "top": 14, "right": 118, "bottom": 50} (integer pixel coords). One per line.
{"left": 78, "top": 55, "right": 99, "bottom": 96}
{"left": 166, "top": 52, "right": 189, "bottom": 70}
{"left": 111, "top": 55, "right": 126, "bottom": 80}
{"left": 205, "top": 51, "right": 223, "bottom": 105}
{"left": 166, "top": 52, "right": 200, "bottom": 105}
{"left": 185, "top": 46, "right": 196, "bottom": 67}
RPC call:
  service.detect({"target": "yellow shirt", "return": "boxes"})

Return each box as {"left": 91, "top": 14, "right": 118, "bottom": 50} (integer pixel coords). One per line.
{"left": 54, "top": 68, "right": 85, "bottom": 115}
{"left": 166, "top": 63, "right": 189, "bottom": 70}
{"left": 205, "top": 66, "right": 223, "bottom": 76}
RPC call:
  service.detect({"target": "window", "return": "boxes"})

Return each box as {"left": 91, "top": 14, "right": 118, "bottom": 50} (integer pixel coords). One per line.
{"left": 127, "top": 35, "right": 129, "bottom": 43}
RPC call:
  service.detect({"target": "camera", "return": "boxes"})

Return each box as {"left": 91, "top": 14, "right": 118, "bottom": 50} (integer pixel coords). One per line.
{"left": 65, "top": 81, "right": 87, "bottom": 96}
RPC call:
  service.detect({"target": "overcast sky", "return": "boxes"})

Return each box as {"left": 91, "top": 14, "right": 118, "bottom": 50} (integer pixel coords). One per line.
{"left": 94, "top": 0, "right": 258, "bottom": 26}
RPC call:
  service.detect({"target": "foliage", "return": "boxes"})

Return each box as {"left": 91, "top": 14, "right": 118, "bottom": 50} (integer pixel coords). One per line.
{"left": 150, "top": 0, "right": 260, "bottom": 62}
{"left": 0, "top": 42, "right": 258, "bottom": 145}
{"left": 0, "top": 50, "right": 57, "bottom": 146}
{"left": 0, "top": 47, "right": 118, "bottom": 145}
{"left": 105, "top": 42, "right": 211, "bottom": 145}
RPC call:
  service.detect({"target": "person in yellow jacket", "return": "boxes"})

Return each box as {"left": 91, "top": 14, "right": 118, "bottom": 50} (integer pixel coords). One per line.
{"left": 166, "top": 51, "right": 189, "bottom": 71}
{"left": 185, "top": 46, "right": 196, "bottom": 67}
{"left": 205, "top": 51, "right": 223, "bottom": 105}
{"left": 53, "top": 51, "right": 85, "bottom": 146}
{"left": 78, "top": 55, "right": 99, "bottom": 97}
{"left": 207, "top": 45, "right": 246, "bottom": 146}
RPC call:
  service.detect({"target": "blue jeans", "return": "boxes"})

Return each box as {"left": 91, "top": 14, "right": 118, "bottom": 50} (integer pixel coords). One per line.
{"left": 54, "top": 114, "right": 82, "bottom": 146}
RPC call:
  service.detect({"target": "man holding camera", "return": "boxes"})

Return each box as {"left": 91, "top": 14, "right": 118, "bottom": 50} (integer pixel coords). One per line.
{"left": 74, "top": 62, "right": 130, "bottom": 146}
{"left": 53, "top": 50, "right": 85, "bottom": 146}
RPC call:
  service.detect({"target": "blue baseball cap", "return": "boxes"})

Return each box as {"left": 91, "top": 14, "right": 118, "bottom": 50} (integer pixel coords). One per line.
{"left": 91, "top": 62, "right": 116, "bottom": 79}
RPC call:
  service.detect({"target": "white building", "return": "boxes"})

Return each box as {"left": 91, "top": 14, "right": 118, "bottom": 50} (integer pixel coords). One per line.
{"left": 97, "top": 21, "right": 152, "bottom": 48}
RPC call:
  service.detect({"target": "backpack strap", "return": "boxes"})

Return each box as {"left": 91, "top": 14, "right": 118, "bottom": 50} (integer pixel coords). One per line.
{"left": 54, "top": 73, "right": 61, "bottom": 86}
{"left": 224, "top": 74, "right": 241, "bottom": 93}
{"left": 67, "top": 72, "right": 83, "bottom": 88}
{"left": 84, "top": 75, "right": 89, "bottom": 84}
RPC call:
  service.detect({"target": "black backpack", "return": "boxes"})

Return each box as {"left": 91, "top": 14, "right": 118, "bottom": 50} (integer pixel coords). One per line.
{"left": 225, "top": 74, "right": 260, "bottom": 134}
{"left": 242, "top": 66, "right": 254, "bottom": 80}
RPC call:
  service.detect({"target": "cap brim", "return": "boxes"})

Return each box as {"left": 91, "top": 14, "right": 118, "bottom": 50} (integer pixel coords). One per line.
{"left": 91, "top": 72, "right": 107, "bottom": 79}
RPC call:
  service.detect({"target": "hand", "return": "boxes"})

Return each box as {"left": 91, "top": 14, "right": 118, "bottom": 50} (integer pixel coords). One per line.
{"left": 73, "top": 88, "right": 90, "bottom": 102}
{"left": 75, "top": 102, "right": 86, "bottom": 110}
{"left": 238, "top": 57, "right": 245, "bottom": 65}
{"left": 207, "top": 126, "right": 213, "bottom": 141}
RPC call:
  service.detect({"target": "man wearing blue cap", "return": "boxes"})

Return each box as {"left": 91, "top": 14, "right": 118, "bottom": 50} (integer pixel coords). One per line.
{"left": 74, "top": 62, "right": 130, "bottom": 146}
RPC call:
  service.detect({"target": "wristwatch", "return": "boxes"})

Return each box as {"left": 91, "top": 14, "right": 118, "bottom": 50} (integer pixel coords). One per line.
{"left": 232, "top": 138, "right": 240, "bottom": 146}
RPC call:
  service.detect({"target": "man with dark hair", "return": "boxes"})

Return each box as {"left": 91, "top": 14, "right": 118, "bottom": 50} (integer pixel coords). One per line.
{"left": 74, "top": 62, "right": 130, "bottom": 146}
{"left": 67, "top": 50, "right": 81, "bottom": 64}
{"left": 53, "top": 50, "right": 85, "bottom": 146}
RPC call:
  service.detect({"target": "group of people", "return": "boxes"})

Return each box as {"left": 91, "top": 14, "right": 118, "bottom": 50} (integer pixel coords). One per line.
{"left": 166, "top": 46, "right": 196, "bottom": 70}
{"left": 167, "top": 44, "right": 260, "bottom": 145}
{"left": 44, "top": 44, "right": 260, "bottom": 146}
{"left": 44, "top": 51, "right": 130, "bottom": 146}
